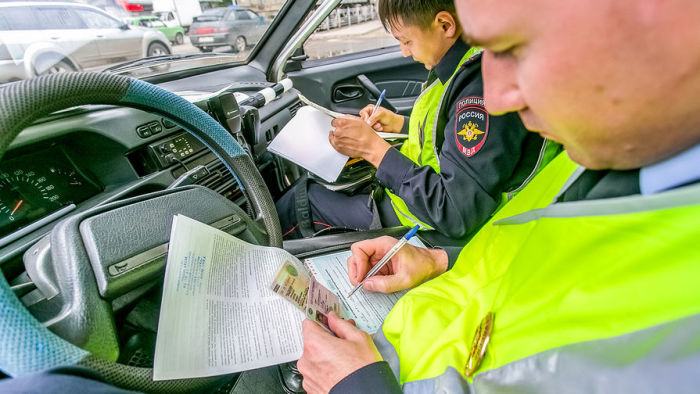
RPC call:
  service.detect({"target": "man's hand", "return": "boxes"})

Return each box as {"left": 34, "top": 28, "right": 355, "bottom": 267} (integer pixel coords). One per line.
{"left": 329, "top": 116, "right": 391, "bottom": 167}
{"left": 347, "top": 236, "right": 448, "bottom": 293}
{"left": 359, "top": 104, "right": 405, "bottom": 133}
{"left": 298, "top": 312, "right": 382, "bottom": 394}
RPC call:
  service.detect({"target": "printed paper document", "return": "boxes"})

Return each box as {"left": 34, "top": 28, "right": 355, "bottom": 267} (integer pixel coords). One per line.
{"left": 267, "top": 95, "right": 408, "bottom": 182}
{"left": 154, "top": 215, "right": 425, "bottom": 380}
{"left": 267, "top": 105, "right": 348, "bottom": 182}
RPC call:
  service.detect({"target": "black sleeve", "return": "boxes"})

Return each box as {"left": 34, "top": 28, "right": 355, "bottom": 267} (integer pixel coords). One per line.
{"left": 375, "top": 60, "right": 533, "bottom": 239}
{"left": 442, "top": 245, "right": 464, "bottom": 270}
{"left": 400, "top": 115, "right": 410, "bottom": 134}
{"left": 330, "top": 361, "right": 402, "bottom": 394}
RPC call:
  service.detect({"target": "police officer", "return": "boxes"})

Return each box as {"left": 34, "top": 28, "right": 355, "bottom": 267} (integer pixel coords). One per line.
{"left": 297, "top": 0, "right": 700, "bottom": 392}
{"left": 275, "top": 0, "right": 554, "bottom": 240}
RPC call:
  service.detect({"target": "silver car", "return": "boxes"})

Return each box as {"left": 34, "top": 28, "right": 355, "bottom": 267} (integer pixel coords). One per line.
{"left": 0, "top": 1, "right": 171, "bottom": 83}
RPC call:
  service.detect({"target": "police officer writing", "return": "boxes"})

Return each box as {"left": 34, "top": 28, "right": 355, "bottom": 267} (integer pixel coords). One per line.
{"left": 275, "top": 0, "right": 554, "bottom": 240}
{"left": 297, "top": 0, "right": 700, "bottom": 392}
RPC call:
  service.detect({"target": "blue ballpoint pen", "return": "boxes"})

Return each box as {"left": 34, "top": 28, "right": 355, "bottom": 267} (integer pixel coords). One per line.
{"left": 347, "top": 225, "right": 421, "bottom": 298}
{"left": 366, "top": 89, "right": 386, "bottom": 125}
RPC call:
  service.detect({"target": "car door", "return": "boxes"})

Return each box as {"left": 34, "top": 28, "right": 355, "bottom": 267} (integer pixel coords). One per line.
{"left": 74, "top": 7, "right": 143, "bottom": 65}
{"left": 282, "top": 4, "right": 427, "bottom": 117}
{"left": 245, "top": 10, "right": 268, "bottom": 44}
{"left": 287, "top": 41, "right": 423, "bottom": 116}
{"left": 32, "top": 6, "right": 102, "bottom": 69}
{"left": 147, "top": 18, "right": 174, "bottom": 42}
{"left": 231, "top": 9, "right": 259, "bottom": 45}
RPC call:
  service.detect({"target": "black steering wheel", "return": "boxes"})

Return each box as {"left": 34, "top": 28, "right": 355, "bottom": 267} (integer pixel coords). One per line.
{"left": 0, "top": 72, "right": 282, "bottom": 392}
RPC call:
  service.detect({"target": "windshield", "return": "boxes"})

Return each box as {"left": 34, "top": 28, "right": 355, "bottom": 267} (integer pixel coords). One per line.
{"left": 0, "top": 0, "right": 282, "bottom": 83}
{"left": 193, "top": 8, "right": 226, "bottom": 22}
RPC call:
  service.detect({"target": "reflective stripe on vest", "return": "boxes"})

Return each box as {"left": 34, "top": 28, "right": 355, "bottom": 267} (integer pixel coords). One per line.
{"left": 374, "top": 311, "right": 700, "bottom": 393}
{"left": 385, "top": 47, "right": 481, "bottom": 229}
{"left": 377, "top": 152, "right": 700, "bottom": 388}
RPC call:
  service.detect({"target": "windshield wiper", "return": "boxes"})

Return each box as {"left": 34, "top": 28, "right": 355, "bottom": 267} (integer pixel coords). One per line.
{"left": 102, "top": 53, "right": 225, "bottom": 73}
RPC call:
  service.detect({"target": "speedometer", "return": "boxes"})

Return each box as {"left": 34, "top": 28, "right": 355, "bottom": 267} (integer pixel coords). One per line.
{"left": 0, "top": 147, "right": 102, "bottom": 238}
{"left": 0, "top": 169, "right": 69, "bottom": 235}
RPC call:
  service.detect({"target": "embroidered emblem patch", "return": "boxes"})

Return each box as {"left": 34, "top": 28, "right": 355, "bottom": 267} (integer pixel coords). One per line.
{"left": 455, "top": 97, "right": 489, "bottom": 157}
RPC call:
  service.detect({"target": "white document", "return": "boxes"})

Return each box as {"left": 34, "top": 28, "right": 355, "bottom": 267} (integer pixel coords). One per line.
{"left": 303, "top": 237, "right": 426, "bottom": 334}
{"left": 376, "top": 132, "right": 409, "bottom": 140}
{"left": 267, "top": 105, "right": 349, "bottom": 182}
{"left": 297, "top": 93, "right": 344, "bottom": 119}
{"left": 154, "top": 215, "right": 426, "bottom": 379}
{"left": 153, "top": 215, "right": 305, "bottom": 380}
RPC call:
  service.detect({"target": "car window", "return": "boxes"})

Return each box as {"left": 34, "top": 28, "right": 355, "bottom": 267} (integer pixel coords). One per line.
{"left": 148, "top": 19, "right": 167, "bottom": 28}
{"left": 0, "top": 7, "right": 41, "bottom": 30}
{"left": 76, "top": 9, "right": 121, "bottom": 29}
{"left": 0, "top": 2, "right": 286, "bottom": 81}
{"left": 235, "top": 10, "right": 251, "bottom": 20}
{"left": 37, "top": 7, "right": 86, "bottom": 30}
{"left": 303, "top": 4, "right": 398, "bottom": 60}
{"left": 194, "top": 9, "right": 226, "bottom": 22}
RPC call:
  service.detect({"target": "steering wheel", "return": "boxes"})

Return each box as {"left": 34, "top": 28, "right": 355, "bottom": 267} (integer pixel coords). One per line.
{"left": 0, "top": 73, "right": 283, "bottom": 391}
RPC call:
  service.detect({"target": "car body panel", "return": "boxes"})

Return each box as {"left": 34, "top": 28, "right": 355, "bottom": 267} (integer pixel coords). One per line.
{"left": 0, "top": 1, "right": 171, "bottom": 82}
{"left": 289, "top": 49, "right": 426, "bottom": 116}
{"left": 188, "top": 7, "right": 270, "bottom": 50}
{"left": 153, "top": 0, "right": 202, "bottom": 28}
{"left": 129, "top": 16, "right": 185, "bottom": 43}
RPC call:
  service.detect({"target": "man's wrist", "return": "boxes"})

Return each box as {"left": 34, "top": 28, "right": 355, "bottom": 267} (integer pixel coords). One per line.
{"left": 393, "top": 114, "right": 405, "bottom": 133}
{"left": 427, "top": 248, "right": 449, "bottom": 278}
{"left": 365, "top": 140, "right": 392, "bottom": 167}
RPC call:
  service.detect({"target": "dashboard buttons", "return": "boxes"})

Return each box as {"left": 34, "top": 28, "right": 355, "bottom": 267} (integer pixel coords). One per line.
{"left": 162, "top": 118, "right": 177, "bottom": 128}
{"left": 149, "top": 123, "right": 162, "bottom": 135}
{"left": 136, "top": 125, "right": 151, "bottom": 138}
{"left": 136, "top": 121, "right": 164, "bottom": 138}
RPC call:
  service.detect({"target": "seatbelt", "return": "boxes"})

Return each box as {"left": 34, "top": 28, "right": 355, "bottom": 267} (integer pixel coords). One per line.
{"left": 293, "top": 174, "right": 316, "bottom": 238}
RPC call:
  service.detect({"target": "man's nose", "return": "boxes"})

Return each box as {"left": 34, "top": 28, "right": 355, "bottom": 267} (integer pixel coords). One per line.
{"left": 400, "top": 45, "right": 411, "bottom": 58}
{"left": 481, "top": 51, "right": 527, "bottom": 115}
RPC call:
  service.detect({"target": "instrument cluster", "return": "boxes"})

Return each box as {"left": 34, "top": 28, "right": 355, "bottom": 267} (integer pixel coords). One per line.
{"left": 0, "top": 146, "right": 101, "bottom": 237}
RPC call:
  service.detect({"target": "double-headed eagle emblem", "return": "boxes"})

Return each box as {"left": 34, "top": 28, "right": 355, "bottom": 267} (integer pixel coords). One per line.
{"left": 458, "top": 121, "right": 484, "bottom": 142}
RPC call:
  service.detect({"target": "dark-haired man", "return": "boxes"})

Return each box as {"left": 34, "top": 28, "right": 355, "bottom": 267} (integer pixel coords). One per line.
{"left": 297, "top": 0, "right": 700, "bottom": 393}
{"left": 276, "top": 0, "right": 555, "bottom": 240}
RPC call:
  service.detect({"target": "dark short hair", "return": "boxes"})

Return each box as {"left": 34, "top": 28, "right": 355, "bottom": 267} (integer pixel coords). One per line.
{"left": 378, "top": 0, "right": 456, "bottom": 31}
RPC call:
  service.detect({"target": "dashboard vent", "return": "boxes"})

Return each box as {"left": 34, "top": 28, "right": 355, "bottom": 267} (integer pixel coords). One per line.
{"left": 198, "top": 160, "right": 243, "bottom": 203}
{"left": 288, "top": 100, "right": 304, "bottom": 117}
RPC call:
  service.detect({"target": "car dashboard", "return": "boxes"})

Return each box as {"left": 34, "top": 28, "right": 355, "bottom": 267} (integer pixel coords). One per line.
{"left": 0, "top": 68, "right": 302, "bottom": 272}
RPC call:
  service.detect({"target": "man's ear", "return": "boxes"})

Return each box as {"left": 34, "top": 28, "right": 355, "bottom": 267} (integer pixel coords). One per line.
{"left": 434, "top": 10, "right": 459, "bottom": 38}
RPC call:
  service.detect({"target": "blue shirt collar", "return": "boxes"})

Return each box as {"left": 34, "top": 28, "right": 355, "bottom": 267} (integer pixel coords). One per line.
{"left": 639, "top": 143, "right": 700, "bottom": 194}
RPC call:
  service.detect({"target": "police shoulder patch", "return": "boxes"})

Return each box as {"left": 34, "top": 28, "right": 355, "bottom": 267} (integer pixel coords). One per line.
{"left": 454, "top": 96, "right": 489, "bottom": 157}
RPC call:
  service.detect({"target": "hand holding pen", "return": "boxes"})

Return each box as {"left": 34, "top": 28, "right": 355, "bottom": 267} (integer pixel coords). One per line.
{"left": 347, "top": 226, "right": 421, "bottom": 297}
{"left": 358, "top": 90, "right": 405, "bottom": 133}
{"left": 345, "top": 231, "right": 450, "bottom": 296}
{"left": 366, "top": 89, "right": 386, "bottom": 125}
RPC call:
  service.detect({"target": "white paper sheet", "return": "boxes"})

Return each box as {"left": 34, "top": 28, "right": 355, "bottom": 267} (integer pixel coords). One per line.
{"left": 153, "top": 215, "right": 305, "bottom": 380}
{"left": 303, "top": 237, "right": 427, "bottom": 334}
{"left": 297, "top": 93, "right": 344, "bottom": 119}
{"left": 154, "top": 216, "right": 428, "bottom": 379}
{"left": 267, "top": 106, "right": 349, "bottom": 182}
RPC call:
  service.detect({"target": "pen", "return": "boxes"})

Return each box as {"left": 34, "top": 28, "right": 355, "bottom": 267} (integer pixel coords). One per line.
{"left": 366, "top": 89, "right": 386, "bottom": 125}
{"left": 347, "top": 225, "right": 421, "bottom": 298}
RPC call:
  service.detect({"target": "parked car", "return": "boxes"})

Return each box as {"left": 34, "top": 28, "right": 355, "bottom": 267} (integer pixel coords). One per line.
{"left": 153, "top": 0, "right": 202, "bottom": 32}
{"left": 0, "top": 1, "right": 171, "bottom": 82}
{"left": 188, "top": 6, "right": 270, "bottom": 53}
{"left": 129, "top": 15, "right": 185, "bottom": 45}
